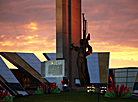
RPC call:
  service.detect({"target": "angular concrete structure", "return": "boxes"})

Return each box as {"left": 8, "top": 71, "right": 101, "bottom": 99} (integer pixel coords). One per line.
{"left": 0, "top": 57, "right": 27, "bottom": 96}
{"left": 16, "top": 53, "right": 41, "bottom": 74}
{"left": 0, "top": 52, "right": 48, "bottom": 85}
{"left": 56, "top": 0, "right": 81, "bottom": 87}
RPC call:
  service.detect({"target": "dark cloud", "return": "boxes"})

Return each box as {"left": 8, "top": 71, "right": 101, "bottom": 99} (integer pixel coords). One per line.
{"left": 83, "top": 0, "right": 138, "bottom": 21}
{"left": 82, "top": 0, "right": 138, "bottom": 48}
{"left": 0, "top": 0, "right": 55, "bottom": 23}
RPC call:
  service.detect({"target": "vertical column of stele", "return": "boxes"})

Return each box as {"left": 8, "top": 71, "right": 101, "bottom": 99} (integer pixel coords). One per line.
{"left": 56, "top": 0, "right": 81, "bottom": 87}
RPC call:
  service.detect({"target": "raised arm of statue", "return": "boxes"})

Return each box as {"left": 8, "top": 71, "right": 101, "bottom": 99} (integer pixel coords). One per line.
{"left": 70, "top": 43, "right": 78, "bottom": 51}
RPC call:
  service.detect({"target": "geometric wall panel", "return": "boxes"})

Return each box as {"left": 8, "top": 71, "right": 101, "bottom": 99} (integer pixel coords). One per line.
{"left": 98, "top": 52, "right": 109, "bottom": 83}
{"left": 87, "top": 52, "right": 110, "bottom": 84}
{"left": 0, "top": 57, "right": 19, "bottom": 83}
{"left": 0, "top": 57, "right": 27, "bottom": 95}
{"left": 17, "top": 53, "right": 41, "bottom": 74}
{"left": 87, "top": 52, "right": 100, "bottom": 83}
{"left": 0, "top": 52, "right": 48, "bottom": 84}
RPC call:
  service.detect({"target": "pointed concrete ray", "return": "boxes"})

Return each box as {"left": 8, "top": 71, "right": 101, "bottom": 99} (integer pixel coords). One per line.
{"left": 0, "top": 57, "right": 27, "bottom": 96}
{"left": 86, "top": 52, "right": 110, "bottom": 84}
{"left": 87, "top": 52, "right": 100, "bottom": 83}
{"left": 98, "top": 52, "right": 110, "bottom": 83}
{"left": 0, "top": 52, "right": 48, "bottom": 85}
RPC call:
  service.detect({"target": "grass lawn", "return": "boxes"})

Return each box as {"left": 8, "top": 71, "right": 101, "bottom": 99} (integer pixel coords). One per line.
{"left": 14, "top": 91, "right": 138, "bottom": 102}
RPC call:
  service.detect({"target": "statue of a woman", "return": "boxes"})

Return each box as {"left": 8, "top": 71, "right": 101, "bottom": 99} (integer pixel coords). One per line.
{"left": 71, "top": 39, "right": 92, "bottom": 85}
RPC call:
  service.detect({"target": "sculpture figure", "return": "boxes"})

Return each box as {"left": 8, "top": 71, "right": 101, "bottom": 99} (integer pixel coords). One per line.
{"left": 71, "top": 39, "right": 92, "bottom": 85}
{"left": 70, "top": 14, "right": 92, "bottom": 85}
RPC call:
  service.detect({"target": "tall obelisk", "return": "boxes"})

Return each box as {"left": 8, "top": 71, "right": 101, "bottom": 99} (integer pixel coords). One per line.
{"left": 56, "top": 0, "right": 81, "bottom": 87}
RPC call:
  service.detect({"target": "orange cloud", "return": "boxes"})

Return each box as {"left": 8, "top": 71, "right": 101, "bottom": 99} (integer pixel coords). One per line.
{"left": 0, "top": 35, "right": 6, "bottom": 38}
{"left": 1, "top": 41, "right": 13, "bottom": 46}
{"left": 27, "top": 22, "right": 37, "bottom": 30}
{"left": 16, "top": 35, "right": 25, "bottom": 39}
{"left": 0, "top": 34, "right": 56, "bottom": 53}
{"left": 16, "top": 35, "right": 38, "bottom": 40}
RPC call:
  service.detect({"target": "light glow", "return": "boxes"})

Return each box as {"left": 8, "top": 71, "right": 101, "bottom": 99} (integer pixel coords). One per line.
{"left": 110, "top": 76, "right": 113, "bottom": 84}
{"left": 0, "top": 55, "right": 18, "bottom": 69}
{"left": 28, "top": 22, "right": 37, "bottom": 30}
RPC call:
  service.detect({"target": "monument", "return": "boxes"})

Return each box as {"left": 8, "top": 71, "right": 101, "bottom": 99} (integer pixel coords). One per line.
{"left": 56, "top": 0, "right": 81, "bottom": 87}
{"left": 41, "top": 0, "right": 81, "bottom": 89}
{"left": 42, "top": 0, "right": 92, "bottom": 87}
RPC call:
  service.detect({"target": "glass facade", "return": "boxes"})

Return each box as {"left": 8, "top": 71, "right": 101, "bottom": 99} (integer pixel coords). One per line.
{"left": 109, "top": 68, "right": 138, "bottom": 91}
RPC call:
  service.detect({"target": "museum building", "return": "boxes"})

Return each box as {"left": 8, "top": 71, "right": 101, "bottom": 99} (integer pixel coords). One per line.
{"left": 0, "top": 52, "right": 138, "bottom": 96}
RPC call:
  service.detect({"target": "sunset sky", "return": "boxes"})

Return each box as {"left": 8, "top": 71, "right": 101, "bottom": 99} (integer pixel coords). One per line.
{"left": 0, "top": 0, "right": 138, "bottom": 68}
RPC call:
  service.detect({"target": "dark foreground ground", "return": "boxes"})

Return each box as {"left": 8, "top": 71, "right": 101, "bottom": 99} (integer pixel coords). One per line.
{"left": 14, "top": 91, "right": 138, "bottom": 102}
